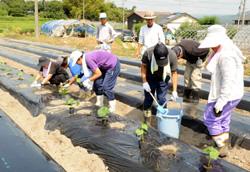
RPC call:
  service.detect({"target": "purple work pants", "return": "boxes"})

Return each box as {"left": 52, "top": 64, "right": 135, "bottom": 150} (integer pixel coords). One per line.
{"left": 204, "top": 99, "right": 241, "bottom": 136}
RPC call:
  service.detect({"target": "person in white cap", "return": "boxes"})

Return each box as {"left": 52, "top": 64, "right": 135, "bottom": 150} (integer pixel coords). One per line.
{"left": 68, "top": 50, "right": 120, "bottom": 113}
{"left": 199, "top": 25, "right": 244, "bottom": 157}
{"left": 96, "top": 12, "right": 117, "bottom": 51}
{"left": 135, "top": 11, "right": 165, "bottom": 58}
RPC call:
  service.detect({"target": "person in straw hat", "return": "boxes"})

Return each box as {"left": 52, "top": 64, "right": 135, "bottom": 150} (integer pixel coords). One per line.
{"left": 135, "top": 11, "right": 165, "bottom": 58}
{"left": 199, "top": 25, "right": 245, "bottom": 157}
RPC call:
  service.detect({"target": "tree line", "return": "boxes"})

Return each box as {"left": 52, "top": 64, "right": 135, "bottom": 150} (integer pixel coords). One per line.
{"left": 0, "top": 0, "right": 132, "bottom": 22}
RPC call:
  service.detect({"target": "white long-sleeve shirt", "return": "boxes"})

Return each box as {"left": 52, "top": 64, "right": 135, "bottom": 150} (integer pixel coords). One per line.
{"left": 138, "top": 23, "right": 165, "bottom": 49}
{"left": 96, "top": 22, "right": 117, "bottom": 44}
{"left": 206, "top": 39, "right": 244, "bottom": 108}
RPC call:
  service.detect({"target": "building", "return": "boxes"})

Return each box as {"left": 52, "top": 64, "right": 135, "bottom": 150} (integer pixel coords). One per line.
{"left": 234, "top": 11, "right": 250, "bottom": 25}
{"left": 158, "top": 12, "right": 198, "bottom": 32}
{"left": 127, "top": 11, "right": 198, "bottom": 31}
{"left": 127, "top": 11, "right": 171, "bottom": 30}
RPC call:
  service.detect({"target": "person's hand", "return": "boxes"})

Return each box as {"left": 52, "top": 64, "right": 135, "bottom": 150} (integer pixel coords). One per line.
{"left": 80, "top": 76, "right": 89, "bottom": 83}
{"left": 82, "top": 79, "right": 92, "bottom": 90}
{"left": 30, "top": 81, "right": 41, "bottom": 88}
{"left": 63, "top": 83, "right": 70, "bottom": 88}
{"left": 143, "top": 82, "right": 151, "bottom": 92}
{"left": 196, "top": 57, "right": 203, "bottom": 68}
{"left": 213, "top": 102, "right": 224, "bottom": 117}
{"left": 171, "top": 91, "right": 178, "bottom": 101}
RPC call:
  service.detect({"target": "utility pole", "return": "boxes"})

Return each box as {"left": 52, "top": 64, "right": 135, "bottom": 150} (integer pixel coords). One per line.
{"left": 242, "top": 0, "right": 247, "bottom": 26}
{"left": 122, "top": 0, "right": 125, "bottom": 30}
{"left": 82, "top": 0, "right": 85, "bottom": 20}
{"left": 35, "top": 0, "right": 39, "bottom": 39}
{"left": 237, "top": 0, "right": 243, "bottom": 29}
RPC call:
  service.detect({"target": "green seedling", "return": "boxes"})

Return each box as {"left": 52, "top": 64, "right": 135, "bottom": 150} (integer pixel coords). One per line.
{"left": 140, "top": 123, "right": 148, "bottom": 132}
{"left": 17, "top": 71, "right": 24, "bottom": 80}
{"left": 75, "top": 75, "right": 81, "bottom": 84}
{"left": 65, "top": 98, "right": 80, "bottom": 106}
{"left": 202, "top": 146, "right": 219, "bottom": 168}
{"left": 135, "top": 123, "right": 148, "bottom": 143}
{"left": 97, "top": 106, "right": 110, "bottom": 119}
{"left": 59, "top": 86, "right": 69, "bottom": 96}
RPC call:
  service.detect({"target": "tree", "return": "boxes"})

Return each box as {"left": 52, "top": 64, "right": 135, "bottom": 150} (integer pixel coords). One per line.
{"left": 40, "top": 1, "right": 66, "bottom": 19}
{"left": 0, "top": 2, "right": 9, "bottom": 16}
{"left": 3, "top": 0, "right": 26, "bottom": 16}
{"left": 198, "top": 16, "right": 219, "bottom": 25}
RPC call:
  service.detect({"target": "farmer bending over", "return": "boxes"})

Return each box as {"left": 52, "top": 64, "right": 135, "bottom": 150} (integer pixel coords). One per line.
{"left": 67, "top": 50, "right": 120, "bottom": 113}
{"left": 141, "top": 42, "right": 178, "bottom": 123}
{"left": 31, "top": 57, "right": 69, "bottom": 87}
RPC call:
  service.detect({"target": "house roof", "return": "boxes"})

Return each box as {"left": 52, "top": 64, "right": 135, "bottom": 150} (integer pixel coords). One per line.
{"left": 127, "top": 11, "right": 171, "bottom": 19}
{"left": 157, "top": 12, "right": 198, "bottom": 25}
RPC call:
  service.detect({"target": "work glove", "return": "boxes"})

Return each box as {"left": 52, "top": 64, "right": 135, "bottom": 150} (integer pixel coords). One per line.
{"left": 80, "top": 76, "right": 89, "bottom": 83}
{"left": 63, "top": 83, "right": 70, "bottom": 88}
{"left": 213, "top": 102, "right": 224, "bottom": 117}
{"left": 82, "top": 79, "right": 93, "bottom": 90}
{"left": 143, "top": 82, "right": 151, "bottom": 92}
{"left": 171, "top": 91, "right": 178, "bottom": 101}
{"left": 196, "top": 57, "right": 203, "bottom": 68}
{"left": 30, "top": 81, "right": 41, "bottom": 88}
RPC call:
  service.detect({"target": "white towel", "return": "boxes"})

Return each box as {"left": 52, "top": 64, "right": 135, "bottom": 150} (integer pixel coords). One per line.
{"left": 81, "top": 54, "right": 92, "bottom": 77}
{"left": 150, "top": 53, "right": 171, "bottom": 81}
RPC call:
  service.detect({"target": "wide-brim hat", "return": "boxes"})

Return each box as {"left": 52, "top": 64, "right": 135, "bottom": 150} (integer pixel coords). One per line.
{"left": 199, "top": 25, "right": 228, "bottom": 48}
{"left": 38, "top": 57, "right": 50, "bottom": 67}
{"left": 143, "top": 11, "right": 156, "bottom": 19}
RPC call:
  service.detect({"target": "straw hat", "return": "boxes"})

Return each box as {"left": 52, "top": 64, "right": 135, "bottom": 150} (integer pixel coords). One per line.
{"left": 143, "top": 11, "right": 156, "bottom": 19}
{"left": 199, "top": 25, "right": 228, "bottom": 48}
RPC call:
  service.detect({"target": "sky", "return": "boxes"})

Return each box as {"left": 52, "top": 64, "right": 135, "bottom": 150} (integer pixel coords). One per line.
{"left": 108, "top": 0, "right": 250, "bottom": 16}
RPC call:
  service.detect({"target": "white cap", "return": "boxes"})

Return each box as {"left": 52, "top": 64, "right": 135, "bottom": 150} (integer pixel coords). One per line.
{"left": 70, "top": 50, "right": 83, "bottom": 66}
{"left": 199, "top": 25, "right": 228, "bottom": 48}
{"left": 99, "top": 12, "right": 107, "bottom": 19}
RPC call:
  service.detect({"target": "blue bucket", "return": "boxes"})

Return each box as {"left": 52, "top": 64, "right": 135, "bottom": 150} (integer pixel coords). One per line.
{"left": 156, "top": 106, "right": 183, "bottom": 139}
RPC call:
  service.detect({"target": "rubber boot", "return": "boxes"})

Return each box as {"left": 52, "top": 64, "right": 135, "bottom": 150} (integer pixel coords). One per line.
{"left": 212, "top": 133, "right": 229, "bottom": 158}
{"left": 191, "top": 89, "right": 200, "bottom": 104}
{"left": 109, "top": 100, "right": 116, "bottom": 113}
{"left": 183, "top": 88, "right": 192, "bottom": 102}
{"left": 143, "top": 110, "right": 152, "bottom": 126}
{"left": 95, "top": 95, "right": 104, "bottom": 107}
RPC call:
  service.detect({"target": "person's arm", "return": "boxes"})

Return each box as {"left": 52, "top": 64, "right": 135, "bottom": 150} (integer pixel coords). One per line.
{"left": 41, "top": 74, "right": 53, "bottom": 85}
{"left": 89, "top": 68, "right": 102, "bottom": 81}
{"left": 107, "top": 25, "right": 117, "bottom": 43}
{"left": 135, "top": 27, "right": 144, "bottom": 58}
{"left": 136, "top": 43, "right": 143, "bottom": 58}
{"left": 215, "top": 56, "right": 237, "bottom": 111}
{"left": 34, "top": 73, "right": 42, "bottom": 82}
{"left": 141, "top": 63, "right": 147, "bottom": 83}
{"left": 159, "top": 27, "right": 166, "bottom": 44}
{"left": 171, "top": 71, "right": 178, "bottom": 92}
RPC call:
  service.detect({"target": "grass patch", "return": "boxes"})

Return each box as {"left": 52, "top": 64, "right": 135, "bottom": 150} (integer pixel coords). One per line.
{"left": 0, "top": 16, "right": 49, "bottom": 36}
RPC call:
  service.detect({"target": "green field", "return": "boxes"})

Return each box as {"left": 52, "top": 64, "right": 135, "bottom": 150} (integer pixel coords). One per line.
{"left": 0, "top": 16, "right": 49, "bottom": 36}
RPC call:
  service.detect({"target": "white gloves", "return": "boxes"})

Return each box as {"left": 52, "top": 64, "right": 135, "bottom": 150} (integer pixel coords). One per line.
{"left": 82, "top": 79, "right": 93, "bottom": 90}
{"left": 171, "top": 91, "right": 178, "bottom": 101}
{"left": 214, "top": 102, "right": 224, "bottom": 114}
{"left": 30, "top": 81, "right": 41, "bottom": 88}
{"left": 63, "top": 83, "right": 70, "bottom": 88}
{"left": 196, "top": 57, "right": 203, "bottom": 68}
{"left": 143, "top": 82, "right": 151, "bottom": 92}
